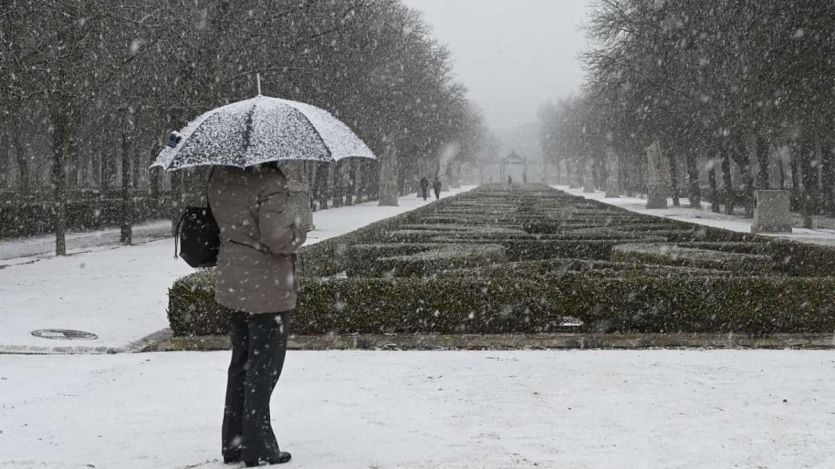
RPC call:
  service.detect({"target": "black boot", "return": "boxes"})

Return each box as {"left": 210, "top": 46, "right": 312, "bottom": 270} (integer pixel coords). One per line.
{"left": 245, "top": 451, "right": 292, "bottom": 466}
{"left": 223, "top": 453, "right": 241, "bottom": 464}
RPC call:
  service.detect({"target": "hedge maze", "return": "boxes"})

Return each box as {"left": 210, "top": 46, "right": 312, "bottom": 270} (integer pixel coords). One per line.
{"left": 169, "top": 185, "right": 835, "bottom": 337}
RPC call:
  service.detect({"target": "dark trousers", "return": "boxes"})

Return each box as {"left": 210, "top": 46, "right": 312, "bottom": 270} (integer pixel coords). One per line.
{"left": 222, "top": 311, "right": 289, "bottom": 462}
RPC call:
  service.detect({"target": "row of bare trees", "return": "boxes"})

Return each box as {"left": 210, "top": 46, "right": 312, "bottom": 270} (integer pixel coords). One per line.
{"left": 539, "top": 0, "right": 835, "bottom": 219}
{"left": 0, "top": 0, "right": 489, "bottom": 251}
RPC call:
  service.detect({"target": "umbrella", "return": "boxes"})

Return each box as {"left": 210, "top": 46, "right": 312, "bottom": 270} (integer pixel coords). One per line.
{"left": 151, "top": 94, "right": 376, "bottom": 171}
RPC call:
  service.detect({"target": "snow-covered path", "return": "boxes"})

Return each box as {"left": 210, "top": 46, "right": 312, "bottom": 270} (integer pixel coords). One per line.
{"left": 1, "top": 350, "right": 834, "bottom": 469}
{"left": 0, "top": 188, "right": 473, "bottom": 353}
{"left": 556, "top": 186, "right": 835, "bottom": 247}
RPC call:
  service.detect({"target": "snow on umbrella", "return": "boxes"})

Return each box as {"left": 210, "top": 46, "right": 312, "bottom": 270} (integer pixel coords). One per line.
{"left": 151, "top": 95, "right": 376, "bottom": 171}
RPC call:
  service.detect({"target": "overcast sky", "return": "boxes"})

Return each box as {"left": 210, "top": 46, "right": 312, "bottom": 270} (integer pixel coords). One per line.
{"left": 402, "top": 0, "right": 593, "bottom": 135}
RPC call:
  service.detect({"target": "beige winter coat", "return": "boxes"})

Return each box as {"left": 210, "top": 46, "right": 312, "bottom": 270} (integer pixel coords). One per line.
{"left": 207, "top": 165, "right": 307, "bottom": 314}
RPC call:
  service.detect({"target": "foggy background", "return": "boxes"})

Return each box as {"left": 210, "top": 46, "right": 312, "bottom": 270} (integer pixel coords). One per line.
{"left": 402, "top": 0, "right": 592, "bottom": 161}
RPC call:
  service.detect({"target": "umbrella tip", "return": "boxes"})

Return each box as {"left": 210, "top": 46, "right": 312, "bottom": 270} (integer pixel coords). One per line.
{"left": 256, "top": 73, "right": 262, "bottom": 96}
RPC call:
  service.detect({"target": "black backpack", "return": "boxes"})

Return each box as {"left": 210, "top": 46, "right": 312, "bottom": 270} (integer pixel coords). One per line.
{"left": 174, "top": 205, "right": 220, "bottom": 268}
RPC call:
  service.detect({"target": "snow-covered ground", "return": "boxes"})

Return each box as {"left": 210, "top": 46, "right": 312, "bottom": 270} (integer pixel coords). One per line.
{"left": 0, "top": 220, "right": 173, "bottom": 261}
{"left": 556, "top": 186, "right": 835, "bottom": 247}
{"left": 0, "top": 187, "right": 473, "bottom": 353}
{"left": 2, "top": 350, "right": 834, "bottom": 469}
{"left": 3, "top": 186, "right": 834, "bottom": 469}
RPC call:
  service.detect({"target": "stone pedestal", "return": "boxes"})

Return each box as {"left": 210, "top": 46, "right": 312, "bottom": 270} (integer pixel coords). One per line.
{"left": 646, "top": 184, "right": 668, "bottom": 209}
{"left": 751, "top": 190, "right": 793, "bottom": 233}
{"left": 645, "top": 141, "right": 670, "bottom": 209}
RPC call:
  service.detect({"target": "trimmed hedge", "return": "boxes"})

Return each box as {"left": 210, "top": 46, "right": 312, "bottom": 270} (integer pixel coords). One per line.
{"left": 0, "top": 195, "right": 172, "bottom": 239}
{"left": 369, "top": 243, "right": 505, "bottom": 277}
{"left": 295, "top": 193, "right": 466, "bottom": 278}
{"left": 611, "top": 243, "right": 775, "bottom": 272}
{"left": 167, "top": 183, "right": 835, "bottom": 337}
{"left": 169, "top": 269, "right": 835, "bottom": 336}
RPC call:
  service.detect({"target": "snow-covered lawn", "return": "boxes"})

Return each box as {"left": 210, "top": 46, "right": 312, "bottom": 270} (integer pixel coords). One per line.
{"left": 1, "top": 350, "right": 834, "bottom": 469}
{"left": 0, "top": 188, "right": 473, "bottom": 353}
{"left": 556, "top": 185, "right": 835, "bottom": 247}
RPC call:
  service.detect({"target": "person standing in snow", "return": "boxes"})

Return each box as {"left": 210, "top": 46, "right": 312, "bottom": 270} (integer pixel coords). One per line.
{"left": 420, "top": 176, "right": 430, "bottom": 200}
{"left": 208, "top": 163, "right": 307, "bottom": 467}
{"left": 432, "top": 178, "right": 442, "bottom": 200}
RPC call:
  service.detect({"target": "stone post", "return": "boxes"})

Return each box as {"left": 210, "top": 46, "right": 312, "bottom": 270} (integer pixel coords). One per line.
{"left": 751, "top": 190, "right": 793, "bottom": 233}
{"left": 645, "top": 140, "right": 670, "bottom": 209}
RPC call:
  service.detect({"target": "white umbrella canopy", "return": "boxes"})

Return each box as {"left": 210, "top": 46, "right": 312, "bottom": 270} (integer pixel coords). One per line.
{"left": 151, "top": 95, "right": 376, "bottom": 171}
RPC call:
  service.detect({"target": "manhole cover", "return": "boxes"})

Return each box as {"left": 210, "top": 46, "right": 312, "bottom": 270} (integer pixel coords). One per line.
{"left": 31, "top": 329, "right": 98, "bottom": 341}
{"left": 558, "top": 317, "right": 584, "bottom": 328}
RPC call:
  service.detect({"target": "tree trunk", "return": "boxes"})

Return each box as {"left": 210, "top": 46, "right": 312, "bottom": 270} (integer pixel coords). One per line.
{"left": 821, "top": 142, "right": 834, "bottom": 215}
{"left": 571, "top": 158, "right": 583, "bottom": 188}
{"left": 149, "top": 144, "right": 161, "bottom": 199}
{"left": 720, "top": 146, "right": 734, "bottom": 215}
{"left": 101, "top": 129, "right": 115, "bottom": 195}
{"left": 345, "top": 160, "right": 354, "bottom": 206}
{"left": 668, "top": 151, "right": 680, "bottom": 207}
{"left": 378, "top": 141, "right": 400, "bottom": 206}
{"left": 169, "top": 171, "right": 183, "bottom": 234}
{"left": 12, "top": 118, "right": 30, "bottom": 194}
{"left": 637, "top": 156, "right": 647, "bottom": 196}
{"left": 623, "top": 156, "right": 636, "bottom": 197}
{"left": 120, "top": 131, "right": 132, "bottom": 245}
{"left": 51, "top": 106, "right": 70, "bottom": 256}
{"left": 729, "top": 137, "right": 754, "bottom": 217}
{"left": 799, "top": 142, "right": 817, "bottom": 198}
{"left": 397, "top": 162, "right": 408, "bottom": 197}
{"left": 317, "top": 162, "right": 330, "bottom": 210}
{"left": 354, "top": 159, "right": 364, "bottom": 203}
{"left": 593, "top": 155, "right": 603, "bottom": 189}
{"left": 0, "top": 130, "right": 7, "bottom": 189}
{"left": 799, "top": 141, "right": 816, "bottom": 226}
{"left": 91, "top": 140, "right": 102, "bottom": 190}
{"left": 306, "top": 162, "right": 316, "bottom": 211}
{"left": 368, "top": 160, "right": 379, "bottom": 201}
{"left": 789, "top": 143, "right": 800, "bottom": 207}
{"left": 67, "top": 135, "right": 80, "bottom": 192}
{"left": 685, "top": 148, "right": 701, "bottom": 208}
{"left": 755, "top": 135, "right": 770, "bottom": 189}
{"left": 309, "top": 164, "right": 319, "bottom": 211}
{"left": 778, "top": 158, "right": 786, "bottom": 190}
{"left": 708, "top": 162, "right": 720, "bottom": 213}
{"left": 332, "top": 160, "right": 343, "bottom": 207}
{"left": 132, "top": 144, "right": 141, "bottom": 191}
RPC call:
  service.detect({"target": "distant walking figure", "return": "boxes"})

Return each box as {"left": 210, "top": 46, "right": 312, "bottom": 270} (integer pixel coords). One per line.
{"left": 209, "top": 163, "right": 307, "bottom": 467}
{"left": 420, "top": 176, "right": 430, "bottom": 201}
{"left": 433, "top": 178, "right": 442, "bottom": 200}
{"left": 507, "top": 175, "right": 513, "bottom": 186}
